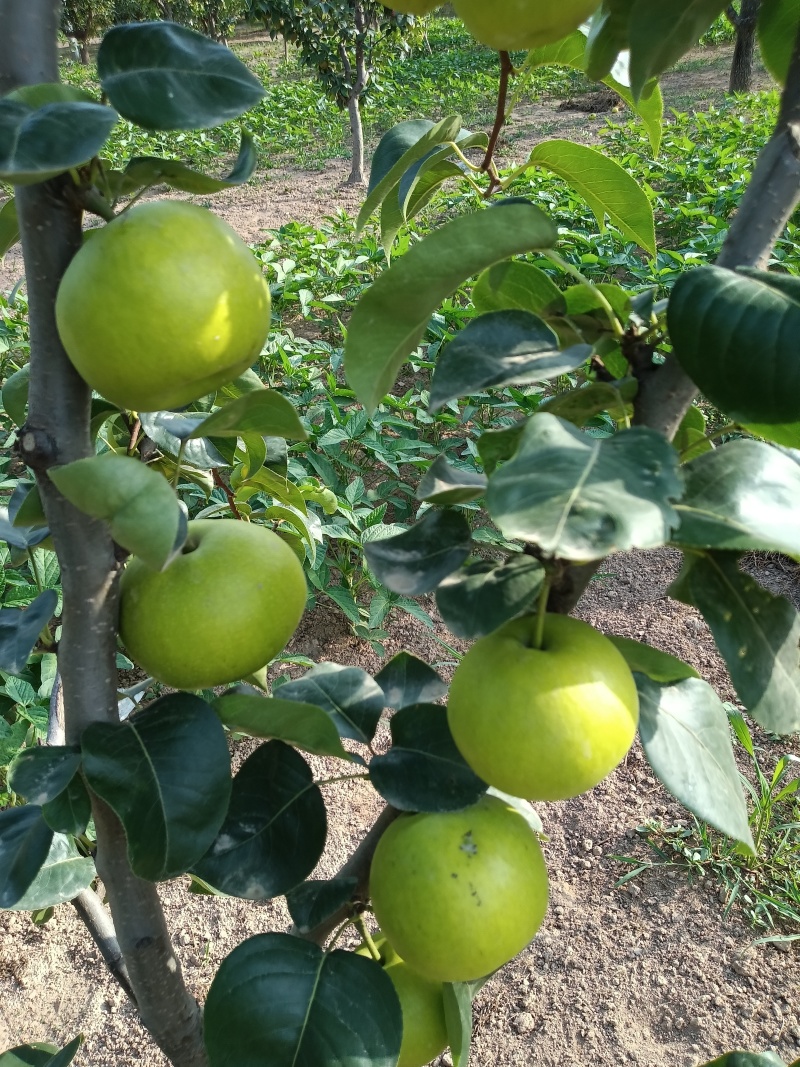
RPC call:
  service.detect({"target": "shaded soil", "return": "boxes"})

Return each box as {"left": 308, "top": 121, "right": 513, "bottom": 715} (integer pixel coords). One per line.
{"left": 1, "top": 38, "right": 798, "bottom": 1067}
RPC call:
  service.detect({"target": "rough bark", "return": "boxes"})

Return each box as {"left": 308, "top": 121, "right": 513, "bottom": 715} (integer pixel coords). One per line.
{"left": 1, "top": 4, "right": 209, "bottom": 1064}
{"left": 343, "top": 1, "right": 368, "bottom": 185}
{"left": 729, "top": 0, "right": 761, "bottom": 93}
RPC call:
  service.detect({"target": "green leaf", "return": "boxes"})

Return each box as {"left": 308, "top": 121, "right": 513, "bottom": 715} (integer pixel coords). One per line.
{"left": 204, "top": 933, "right": 402, "bottom": 1067}
{"left": 138, "top": 412, "right": 229, "bottom": 471}
{"left": 374, "top": 651, "right": 447, "bottom": 710}
{"left": 212, "top": 692, "right": 352, "bottom": 760}
{"left": 435, "top": 556, "right": 545, "bottom": 640}
{"left": 0, "top": 197, "right": 19, "bottom": 257}
{"left": 370, "top": 704, "right": 487, "bottom": 813}
{"left": 743, "top": 420, "right": 800, "bottom": 449}
{"left": 5, "top": 833, "right": 94, "bottom": 912}
{"left": 476, "top": 423, "right": 525, "bottom": 475}
{"left": 8, "top": 746, "right": 81, "bottom": 805}
{"left": 668, "top": 265, "right": 800, "bottom": 425}
{"left": 0, "top": 805, "right": 53, "bottom": 908}
{"left": 97, "top": 22, "right": 265, "bottom": 131}
{"left": 7, "top": 84, "right": 97, "bottom": 107}
{"left": 416, "top": 456, "right": 487, "bottom": 505}
{"left": 606, "top": 635, "right": 699, "bottom": 684}
{"left": 41, "top": 774, "right": 92, "bottom": 838}
{"left": 0, "top": 1047, "right": 59, "bottom": 1067}
{"left": 539, "top": 379, "right": 637, "bottom": 428}
{"left": 672, "top": 440, "right": 800, "bottom": 558}
{"left": 286, "top": 877, "right": 358, "bottom": 934}
{"left": 628, "top": 0, "right": 728, "bottom": 100}
{"left": 0, "top": 99, "right": 117, "bottom": 185}
{"left": 121, "top": 130, "right": 257, "bottom": 194}
{"left": 487, "top": 414, "right": 682, "bottom": 561}
{"left": 82, "top": 693, "right": 231, "bottom": 881}
{"left": 526, "top": 140, "right": 655, "bottom": 256}
{"left": 193, "top": 742, "right": 326, "bottom": 900}
{"left": 443, "top": 982, "right": 473, "bottom": 1067}
{"left": 10, "top": 482, "right": 48, "bottom": 528}
{"left": 276, "top": 663, "right": 385, "bottom": 745}
{"left": 0, "top": 590, "right": 58, "bottom": 676}
{"left": 49, "top": 454, "right": 186, "bottom": 571}
{"left": 364, "top": 509, "right": 473, "bottom": 595}
{"left": 472, "top": 260, "right": 566, "bottom": 317}
{"left": 636, "top": 675, "right": 754, "bottom": 850}
{"left": 188, "top": 390, "right": 307, "bottom": 441}
{"left": 42, "top": 1037, "right": 84, "bottom": 1067}
{"left": 702, "top": 1054, "right": 787, "bottom": 1067}
{"left": 758, "top": 0, "right": 800, "bottom": 85}
{"left": 429, "top": 310, "right": 591, "bottom": 413}
{"left": 345, "top": 201, "right": 558, "bottom": 412}
{"left": 673, "top": 404, "right": 711, "bottom": 462}
{"left": 1, "top": 364, "right": 30, "bottom": 426}
{"left": 670, "top": 552, "right": 800, "bottom": 735}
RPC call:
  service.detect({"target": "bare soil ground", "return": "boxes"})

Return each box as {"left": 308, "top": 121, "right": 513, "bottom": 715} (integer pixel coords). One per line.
{"left": 1, "top": 40, "right": 798, "bottom": 1067}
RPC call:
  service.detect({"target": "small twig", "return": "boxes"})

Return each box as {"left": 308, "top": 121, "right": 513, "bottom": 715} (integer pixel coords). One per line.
{"left": 71, "top": 887, "right": 137, "bottom": 1004}
{"left": 481, "top": 51, "right": 513, "bottom": 183}
{"left": 212, "top": 468, "right": 243, "bottom": 519}
{"left": 127, "top": 417, "right": 141, "bottom": 456}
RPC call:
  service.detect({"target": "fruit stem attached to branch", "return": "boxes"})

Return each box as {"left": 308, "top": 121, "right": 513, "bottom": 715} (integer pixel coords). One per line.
{"left": 532, "top": 576, "right": 550, "bottom": 651}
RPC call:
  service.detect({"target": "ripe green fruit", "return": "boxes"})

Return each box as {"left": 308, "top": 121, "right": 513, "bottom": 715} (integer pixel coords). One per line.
{"left": 119, "top": 519, "right": 306, "bottom": 690}
{"left": 55, "top": 201, "right": 271, "bottom": 412}
{"left": 452, "top": 0, "right": 601, "bottom": 50}
{"left": 370, "top": 794, "right": 548, "bottom": 983}
{"left": 448, "top": 614, "right": 639, "bottom": 801}
{"left": 356, "top": 935, "right": 448, "bottom": 1067}
{"left": 390, "top": 0, "right": 441, "bottom": 12}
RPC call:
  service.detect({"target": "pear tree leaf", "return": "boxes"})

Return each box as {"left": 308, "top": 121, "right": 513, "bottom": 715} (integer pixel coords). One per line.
{"left": 8, "top": 746, "right": 81, "bottom": 805}
{"left": 345, "top": 201, "right": 558, "bottom": 412}
{"left": 193, "top": 742, "right": 326, "bottom": 900}
{"left": 487, "top": 413, "right": 682, "bottom": 561}
{"left": 471, "top": 260, "right": 566, "bottom": 318}
{"left": 97, "top": 22, "right": 264, "bottom": 131}
{"left": 139, "top": 412, "right": 230, "bottom": 470}
{"left": 0, "top": 197, "right": 19, "bottom": 257}
{"left": 187, "top": 390, "right": 307, "bottom": 441}
{"left": 276, "top": 663, "right": 385, "bottom": 744}
{"left": 369, "top": 704, "right": 487, "bottom": 813}
{"left": 416, "top": 456, "right": 487, "bottom": 505}
{"left": 606, "top": 635, "right": 699, "bottom": 684}
{"left": 363, "top": 509, "right": 473, "bottom": 595}
{"left": 0, "top": 590, "right": 58, "bottom": 676}
{"left": 636, "top": 674, "right": 754, "bottom": 850}
{"left": 435, "top": 556, "right": 545, "bottom": 640}
{"left": 670, "top": 552, "right": 800, "bottom": 735}
{"left": 212, "top": 692, "right": 352, "bottom": 760}
{"left": 203, "top": 933, "right": 402, "bottom": 1067}
{"left": 374, "top": 651, "right": 447, "bottom": 710}
{"left": 41, "top": 774, "right": 92, "bottom": 838}
{"left": 671, "top": 440, "right": 800, "bottom": 558}
{"left": 628, "top": 0, "right": 728, "bottom": 100}
{"left": 120, "top": 129, "right": 257, "bottom": 194}
{"left": 0, "top": 99, "right": 117, "bottom": 184}
{"left": 758, "top": 0, "right": 800, "bottom": 85}
{"left": 49, "top": 454, "right": 187, "bottom": 570}
{"left": 429, "top": 309, "right": 591, "bottom": 412}
{"left": 82, "top": 693, "right": 231, "bottom": 881}
{"left": 0, "top": 805, "right": 53, "bottom": 908}
{"left": 286, "top": 877, "right": 359, "bottom": 934}
{"left": 5, "top": 833, "right": 94, "bottom": 912}
{"left": 443, "top": 982, "right": 473, "bottom": 1067}
{"left": 1, "top": 364, "right": 30, "bottom": 426}
{"left": 701, "top": 1053, "right": 787, "bottom": 1067}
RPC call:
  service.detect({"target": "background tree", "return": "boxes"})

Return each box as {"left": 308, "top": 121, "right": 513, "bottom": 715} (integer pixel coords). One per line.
{"left": 726, "top": 0, "right": 762, "bottom": 91}
{"left": 60, "top": 0, "right": 116, "bottom": 62}
{"left": 244, "top": 0, "right": 421, "bottom": 184}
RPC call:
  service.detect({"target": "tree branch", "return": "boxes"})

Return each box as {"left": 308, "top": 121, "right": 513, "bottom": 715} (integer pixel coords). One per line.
{"left": 481, "top": 51, "right": 513, "bottom": 179}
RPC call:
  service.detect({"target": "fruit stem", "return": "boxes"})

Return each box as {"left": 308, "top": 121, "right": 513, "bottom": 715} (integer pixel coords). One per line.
{"left": 532, "top": 576, "right": 550, "bottom": 652}
{"left": 355, "top": 916, "right": 382, "bottom": 963}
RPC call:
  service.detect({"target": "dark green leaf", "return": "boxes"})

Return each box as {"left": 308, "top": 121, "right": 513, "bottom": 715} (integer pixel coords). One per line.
{"left": 0, "top": 805, "right": 53, "bottom": 908}
{"left": 364, "top": 509, "right": 472, "bottom": 595}
{"left": 204, "top": 932, "right": 402, "bottom": 1067}
{"left": 5, "top": 833, "right": 94, "bottom": 912}
{"left": 670, "top": 552, "right": 800, "bottom": 735}
{"left": 476, "top": 423, "right": 525, "bottom": 476}
{"left": 369, "top": 704, "right": 487, "bottom": 813}
{"left": 42, "top": 1036, "right": 84, "bottom": 1067}
{"left": 277, "top": 663, "right": 385, "bottom": 744}
{"left": 374, "top": 651, "right": 447, "bottom": 710}
{"left": 187, "top": 390, "right": 307, "bottom": 441}
{"left": 672, "top": 440, "right": 800, "bottom": 558}
{"left": 193, "top": 742, "right": 326, "bottom": 900}
{"left": 0, "top": 197, "right": 19, "bottom": 257}
{"left": 0, "top": 590, "right": 58, "bottom": 676}
{"left": 0, "top": 1047, "right": 59, "bottom": 1067}
{"left": 10, "top": 482, "right": 48, "bottom": 529}
{"left": 82, "top": 693, "right": 231, "bottom": 881}
{"left": 487, "top": 414, "right": 682, "bottom": 561}
{"left": 429, "top": 310, "right": 590, "bottom": 413}
{"left": 435, "top": 556, "right": 545, "bottom": 640}
{"left": 443, "top": 982, "right": 473, "bottom": 1067}
{"left": 346, "top": 202, "right": 558, "bottom": 412}
{"left": 97, "top": 22, "right": 265, "bottom": 131}
{"left": 628, "top": 0, "right": 728, "bottom": 99}
{"left": 758, "top": 0, "right": 798, "bottom": 84}
{"left": 286, "top": 877, "right": 358, "bottom": 934}
{"left": 471, "top": 260, "right": 565, "bottom": 318}
{"left": 121, "top": 130, "right": 257, "bottom": 194}
{"left": 416, "top": 456, "right": 487, "bottom": 505}
{"left": 212, "top": 692, "right": 352, "bottom": 760}
{"left": 139, "top": 412, "right": 230, "bottom": 470}
{"left": 42, "top": 774, "right": 92, "bottom": 838}
{"left": 0, "top": 99, "right": 117, "bottom": 184}
{"left": 8, "top": 746, "right": 81, "bottom": 805}
{"left": 606, "top": 635, "right": 699, "bottom": 684}
{"left": 50, "top": 454, "right": 187, "bottom": 571}
{"left": 1, "top": 364, "right": 30, "bottom": 426}
{"left": 539, "top": 379, "right": 637, "bottom": 428}
{"left": 669, "top": 265, "right": 800, "bottom": 425}
{"left": 703, "top": 1053, "right": 787, "bottom": 1067}
{"left": 0, "top": 506, "right": 50, "bottom": 550}
{"left": 636, "top": 675, "right": 754, "bottom": 850}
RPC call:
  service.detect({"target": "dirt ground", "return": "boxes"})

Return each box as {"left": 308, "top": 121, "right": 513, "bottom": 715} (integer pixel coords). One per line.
{"left": 1, "top": 39, "right": 798, "bottom": 1067}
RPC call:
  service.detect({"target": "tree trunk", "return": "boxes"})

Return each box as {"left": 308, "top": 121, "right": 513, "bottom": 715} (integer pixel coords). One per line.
{"left": 729, "top": 0, "right": 761, "bottom": 93}
{"left": 0, "top": 4, "right": 209, "bottom": 1065}
{"left": 347, "top": 95, "right": 366, "bottom": 185}
{"left": 79, "top": 36, "right": 90, "bottom": 64}
{"left": 345, "top": 2, "right": 369, "bottom": 186}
